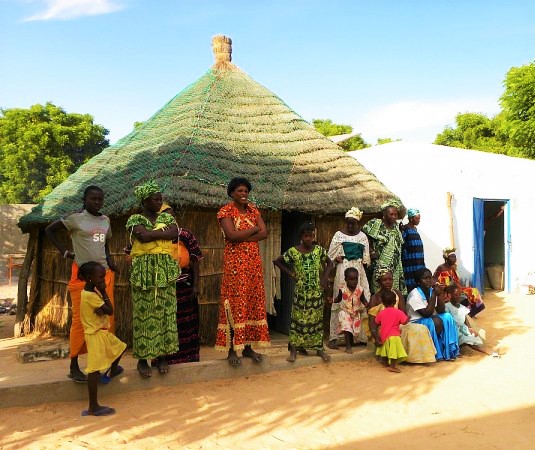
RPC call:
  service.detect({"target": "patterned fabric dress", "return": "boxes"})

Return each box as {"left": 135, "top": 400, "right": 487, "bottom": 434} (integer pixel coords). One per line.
{"left": 401, "top": 226, "right": 425, "bottom": 293}
{"left": 282, "top": 245, "right": 328, "bottom": 351}
{"left": 362, "top": 218, "right": 406, "bottom": 295}
{"left": 162, "top": 228, "right": 203, "bottom": 365}
{"left": 126, "top": 213, "right": 180, "bottom": 360}
{"left": 337, "top": 284, "right": 365, "bottom": 339}
{"left": 434, "top": 266, "right": 484, "bottom": 315}
{"left": 328, "top": 231, "right": 371, "bottom": 343}
{"left": 215, "top": 203, "right": 270, "bottom": 351}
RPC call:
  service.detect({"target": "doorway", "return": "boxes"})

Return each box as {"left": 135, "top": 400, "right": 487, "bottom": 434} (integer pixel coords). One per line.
{"left": 473, "top": 199, "right": 510, "bottom": 293}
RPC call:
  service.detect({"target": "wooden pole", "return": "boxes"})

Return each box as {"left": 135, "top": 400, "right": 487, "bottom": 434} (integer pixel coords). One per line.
{"left": 447, "top": 192, "right": 455, "bottom": 248}
{"left": 15, "top": 228, "right": 37, "bottom": 336}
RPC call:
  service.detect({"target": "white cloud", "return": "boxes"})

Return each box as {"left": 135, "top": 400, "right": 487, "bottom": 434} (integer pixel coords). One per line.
{"left": 355, "top": 98, "right": 500, "bottom": 143}
{"left": 24, "top": 0, "right": 124, "bottom": 21}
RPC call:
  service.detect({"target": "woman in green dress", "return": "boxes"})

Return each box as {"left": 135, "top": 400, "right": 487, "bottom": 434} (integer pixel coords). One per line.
{"left": 126, "top": 181, "right": 180, "bottom": 378}
{"left": 362, "top": 199, "right": 407, "bottom": 295}
{"left": 273, "top": 222, "right": 333, "bottom": 362}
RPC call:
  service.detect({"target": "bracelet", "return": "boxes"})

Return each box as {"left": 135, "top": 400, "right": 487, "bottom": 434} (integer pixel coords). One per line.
{"left": 63, "top": 250, "right": 70, "bottom": 258}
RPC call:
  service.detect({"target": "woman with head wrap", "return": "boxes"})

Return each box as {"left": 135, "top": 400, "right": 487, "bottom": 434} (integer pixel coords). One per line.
{"left": 366, "top": 266, "right": 436, "bottom": 364}
{"left": 327, "top": 207, "right": 371, "bottom": 350}
{"left": 401, "top": 208, "right": 426, "bottom": 293}
{"left": 434, "top": 248, "right": 485, "bottom": 318}
{"left": 126, "top": 181, "right": 180, "bottom": 378}
{"left": 362, "top": 199, "right": 407, "bottom": 295}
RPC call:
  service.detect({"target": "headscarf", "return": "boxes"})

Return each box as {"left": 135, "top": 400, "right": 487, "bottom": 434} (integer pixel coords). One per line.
{"left": 407, "top": 208, "right": 420, "bottom": 218}
{"left": 345, "top": 207, "right": 363, "bottom": 221}
{"left": 133, "top": 180, "right": 161, "bottom": 202}
{"left": 443, "top": 247, "right": 456, "bottom": 258}
{"left": 373, "top": 264, "right": 392, "bottom": 281}
{"left": 380, "top": 198, "right": 402, "bottom": 212}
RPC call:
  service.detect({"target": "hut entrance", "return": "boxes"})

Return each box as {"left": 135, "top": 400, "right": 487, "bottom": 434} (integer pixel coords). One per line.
{"left": 271, "top": 211, "right": 310, "bottom": 335}
{"left": 473, "top": 198, "right": 509, "bottom": 293}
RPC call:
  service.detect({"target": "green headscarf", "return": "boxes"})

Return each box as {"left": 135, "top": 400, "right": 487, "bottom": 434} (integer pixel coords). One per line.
{"left": 133, "top": 180, "right": 161, "bottom": 202}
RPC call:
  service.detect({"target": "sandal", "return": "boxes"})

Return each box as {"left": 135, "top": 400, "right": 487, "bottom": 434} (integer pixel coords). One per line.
{"left": 68, "top": 373, "right": 87, "bottom": 384}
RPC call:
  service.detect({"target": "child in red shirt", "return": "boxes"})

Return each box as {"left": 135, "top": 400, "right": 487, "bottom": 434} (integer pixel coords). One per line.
{"left": 374, "top": 290, "right": 409, "bottom": 373}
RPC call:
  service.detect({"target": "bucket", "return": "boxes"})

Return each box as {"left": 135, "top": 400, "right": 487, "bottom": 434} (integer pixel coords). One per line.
{"left": 486, "top": 265, "right": 504, "bottom": 290}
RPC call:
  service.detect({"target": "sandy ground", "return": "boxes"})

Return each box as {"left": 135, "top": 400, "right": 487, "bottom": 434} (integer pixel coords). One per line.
{"left": 1, "top": 287, "right": 535, "bottom": 449}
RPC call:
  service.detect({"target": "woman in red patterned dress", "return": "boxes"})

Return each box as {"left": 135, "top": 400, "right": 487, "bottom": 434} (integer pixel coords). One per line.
{"left": 216, "top": 177, "right": 270, "bottom": 366}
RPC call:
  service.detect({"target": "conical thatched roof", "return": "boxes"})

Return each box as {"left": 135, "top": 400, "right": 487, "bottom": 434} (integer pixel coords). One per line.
{"left": 19, "top": 35, "right": 402, "bottom": 231}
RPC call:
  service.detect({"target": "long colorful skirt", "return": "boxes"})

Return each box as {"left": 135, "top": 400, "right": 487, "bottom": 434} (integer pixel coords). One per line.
{"left": 414, "top": 313, "right": 460, "bottom": 361}
{"left": 132, "top": 283, "right": 178, "bottom": 360}
{"left": 289, "top": 293, "right": 324, "bottom": 351}
{"left": 162, "top": 280, "right": 200, "bottom": 364}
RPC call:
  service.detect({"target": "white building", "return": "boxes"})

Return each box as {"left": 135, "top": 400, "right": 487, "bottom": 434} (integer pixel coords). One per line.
{"left": 349, "top": 141, "right": 535, "bottom": 294}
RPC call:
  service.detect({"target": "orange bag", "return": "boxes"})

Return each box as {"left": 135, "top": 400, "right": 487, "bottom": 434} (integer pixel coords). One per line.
{"left": 173, "top": 228, "right": 190, "bottom": 269}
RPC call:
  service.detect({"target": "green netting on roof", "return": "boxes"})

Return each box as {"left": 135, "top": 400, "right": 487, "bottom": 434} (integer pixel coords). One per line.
{"left": 19, "top": 36, "right": 402, "bottom": 230}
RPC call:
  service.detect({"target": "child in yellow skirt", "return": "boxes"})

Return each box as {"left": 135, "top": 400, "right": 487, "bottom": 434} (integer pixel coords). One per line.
{"left": 79, "top": 262, "right": 126, "bottom": 416}
{"left": 374, "top": 290, "right": 409, "bottom": 373}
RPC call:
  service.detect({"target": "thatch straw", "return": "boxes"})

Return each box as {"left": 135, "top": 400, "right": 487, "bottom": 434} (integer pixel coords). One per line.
{"left": 212, "top": 35, "right": 234, "bottom": 71}
{"left": 19, "top": 35, "right": 403, "bottom": 231}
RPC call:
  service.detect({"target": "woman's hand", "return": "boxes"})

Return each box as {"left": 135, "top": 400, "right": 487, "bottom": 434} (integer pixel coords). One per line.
{"left": 94, "top": 307, "right": 105, "bottom": 316}
{"left": 370, "top": 251, "right": 378, "bottom": 261}
{"left": 335, "top": 256, "right": 344, "bottom": 264}
{"left": 65, "top": 251, "right": 75, "bottom": 260}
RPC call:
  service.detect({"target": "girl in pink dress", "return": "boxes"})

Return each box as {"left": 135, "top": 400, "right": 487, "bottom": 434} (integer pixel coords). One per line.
{"left": 374, "top": 290, "right": 409, "bottom": 373}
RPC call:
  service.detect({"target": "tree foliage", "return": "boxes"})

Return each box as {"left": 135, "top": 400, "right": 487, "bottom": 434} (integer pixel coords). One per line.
{"left": 500, "top": 61, "right": 535, "bottom": 158}
{"left": 0, "top": 102, "right": 109, "bottom": 203}
{"left": 339, "top": 134, "right": 371, "bottom": 151}
{"left": 435, "top": 60, "right": 535, "bottom": 158}
{"left": 312, "top": 119, "right": 352, "bottom": 137}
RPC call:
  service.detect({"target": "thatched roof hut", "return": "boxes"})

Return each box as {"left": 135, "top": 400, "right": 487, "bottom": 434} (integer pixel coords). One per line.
{"left": 18, "top": 36, "right": 403, "bottom": 344}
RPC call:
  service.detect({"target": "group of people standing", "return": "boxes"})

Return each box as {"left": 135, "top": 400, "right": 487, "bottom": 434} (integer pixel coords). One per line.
{"left": 45, "top": 177, "right": 489, "bottom": 415}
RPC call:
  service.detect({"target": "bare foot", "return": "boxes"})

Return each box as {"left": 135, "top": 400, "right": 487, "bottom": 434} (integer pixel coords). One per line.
{"left": 388, "top": 366, "right": 401, "bottom": 373}
{"left": 242, "top": 346, "right": 262, "bottom": 362}
{"left": 227, "top": 349, "right": 241, "bottom": 367}
{"left": 345, "top": 346, "right": 353, "bottom": 354}
{"left": 327, "top": 340, "right": 338, "bottom": 350}
{"left": 137, "top": 359, "right": 152, "bottom": 378}
{"left": 317, "top": 349, "right": 331, "bottom": 362}
{"left": 157, "top": 357, "right": 169, "bottom": 374}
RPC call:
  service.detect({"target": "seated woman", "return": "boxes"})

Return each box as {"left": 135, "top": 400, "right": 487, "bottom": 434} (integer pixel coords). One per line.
{"left": 406, "top": 268, "right": 460, "bottom": 361}
{"left": 434, "top": 248, "right": 485, "bottom": 318}
{"left": 367, "top": 266, "right": 436, "bottom": 364}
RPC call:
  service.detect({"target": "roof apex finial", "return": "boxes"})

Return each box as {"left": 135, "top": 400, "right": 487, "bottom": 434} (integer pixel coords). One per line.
{"left": 212, "top": 35, "right": 233, "bottom": 70}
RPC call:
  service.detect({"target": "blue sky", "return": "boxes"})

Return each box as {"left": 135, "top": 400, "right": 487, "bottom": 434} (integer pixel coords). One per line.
{"left": 1, "top": 0, "right": 534, "bottom": 144}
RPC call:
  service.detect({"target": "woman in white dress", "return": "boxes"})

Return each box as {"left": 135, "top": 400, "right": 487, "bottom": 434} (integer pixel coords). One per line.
{"left": 327, "top": 207, "right": 371, "bottom": 349}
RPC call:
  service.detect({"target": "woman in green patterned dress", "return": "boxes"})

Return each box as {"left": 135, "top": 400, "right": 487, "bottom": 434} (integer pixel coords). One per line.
{"left": 126, "top": 181, "right": 180, "bottom": 378}
{"left": 362, "top": 199, "right": 407, "bottom": 296}
{"left": 273, "top": 222, "right": 333, "bottom": 362}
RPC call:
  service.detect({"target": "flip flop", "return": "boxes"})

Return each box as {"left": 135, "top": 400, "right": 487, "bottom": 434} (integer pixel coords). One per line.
{"left": 68, "top": 373, "right": 87, "bottom": 383}
{"left": 108, "top": 365, "right": 124, "bottom": 378}
{"left": 81, "top": 406, "right": 116, "bottom": 417}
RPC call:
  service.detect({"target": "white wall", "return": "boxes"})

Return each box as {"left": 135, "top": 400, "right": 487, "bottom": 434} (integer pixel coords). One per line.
{"left": 350, "top": 142, "right": 535, "bottom": 291}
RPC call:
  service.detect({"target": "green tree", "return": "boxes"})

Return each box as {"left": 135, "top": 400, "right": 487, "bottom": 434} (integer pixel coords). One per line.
{"left": 376, "top": 137, "right": 400, "bottom": 145}
{"left": 0, "top": 102, "right": 109, "bottom": 203}
{"left": 500, "top": 60, "right": 535, "bottom": 158}
{"left": 312, "top": 119, "right": 352, "bottom": 137}
{"left": 434, "top": 112, "right": 510, "bottom": 154}
{"left": 338, "top": 134, "right": 371, "bottom": 151}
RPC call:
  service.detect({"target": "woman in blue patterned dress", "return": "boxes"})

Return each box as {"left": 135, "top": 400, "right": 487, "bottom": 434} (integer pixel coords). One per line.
{"left": 401, "top": 208, "right": 426, "bottom": 293}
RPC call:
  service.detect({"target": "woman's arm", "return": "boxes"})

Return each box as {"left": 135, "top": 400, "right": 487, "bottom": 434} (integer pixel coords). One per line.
{"left": 273, "top": 255, "right": 295, "bottom": 278}
{"left": 132, "top": 224, "right": 178, "bottom": 243}
{"left": 396, "top": 290, "right": 407, "bottom": 314}
{"left": 369, "top": 314, "right": 382, "bottom": 345}
{"left": 332, "top": 289, "right": 343, "bottom": 303}
{"left": 220, "top": 217, "right": 259, "bottom": 242}
{"left": 434, "top": 284, "right": 446, "bottom": 313}
{"left": 190, "top": 256, "right": 200, "bottom": 298}
{"left": 244, "top": 214, "right": 268, "bottom": 242}
{"left": 414, "top": 292, "right": 436, "bottom": 318}
{"left": 45, "top": 220, "right": 74, "bottom": 259}
{"left": 366, "top": 236, "right": 378, "bottom": 260}
{"left": 320, "top": 257, "right": 334, "bottom": 291}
